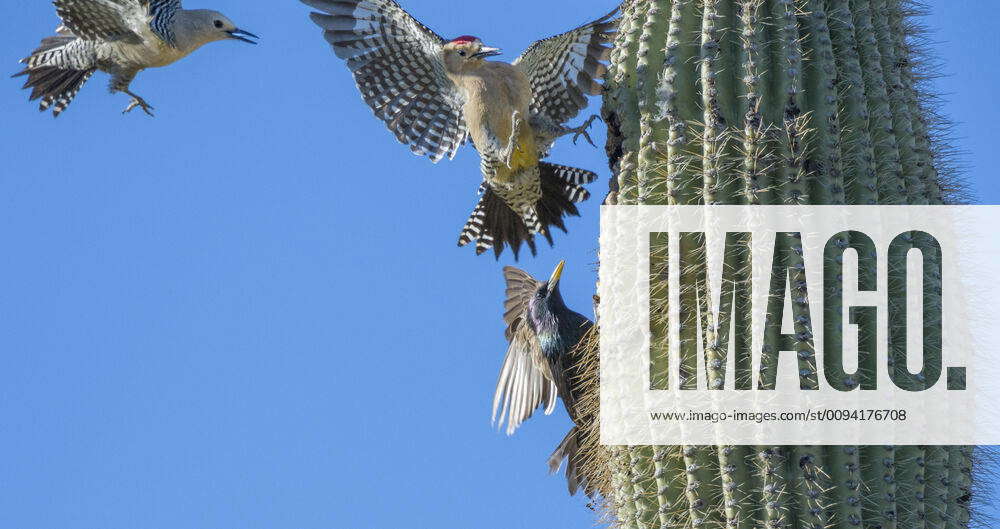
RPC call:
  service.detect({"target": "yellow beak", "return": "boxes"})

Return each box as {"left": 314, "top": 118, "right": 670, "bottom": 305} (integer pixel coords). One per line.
{"left": 548, "top": 260, "right": 565, "bottom": 286}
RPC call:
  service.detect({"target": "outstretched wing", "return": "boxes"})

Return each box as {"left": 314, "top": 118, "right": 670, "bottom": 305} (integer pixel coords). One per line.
{"left": 501, "top": 266, "right": 539, "bottom": 340}
{"left": 53, "top": 0, "right": 142, "bottom": 42}
{"left": 513, "top": 8, "right": 618, "bottom": 125}
{"left": 302, "top": 0, "right": 468, "bottom": 163}
{"left": 492, "top": 267, "right": 558, "bottom": 436}
{"left": 53, "top": 0, "right": 182, "bottom": 44}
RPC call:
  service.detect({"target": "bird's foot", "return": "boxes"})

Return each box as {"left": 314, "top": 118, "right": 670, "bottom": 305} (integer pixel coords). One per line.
{"left": 570, "top": 114, "right": 600, "bottom": 146}
{"left": 123, "top": 96, "right": 155, "bottom": 117}
{"left": 504, "top": 111, "right": 522, "bottom": 168}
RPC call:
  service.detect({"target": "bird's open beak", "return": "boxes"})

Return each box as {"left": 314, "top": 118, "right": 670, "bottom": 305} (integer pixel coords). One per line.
{"left": 228, "top": 28, "right": 259, "bottom": 44}
{"left": 548, "top": 260, "right": 565, "bottom": 287}
{"left": 472, "top": 46, "right": 502, "bottom": 59}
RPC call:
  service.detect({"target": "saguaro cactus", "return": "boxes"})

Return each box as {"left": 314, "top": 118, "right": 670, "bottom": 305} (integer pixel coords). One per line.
{"left": 574, "top": 0, "right": 979, "bottom": 528}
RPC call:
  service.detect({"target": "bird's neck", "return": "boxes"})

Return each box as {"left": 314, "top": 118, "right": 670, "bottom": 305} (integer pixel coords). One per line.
{"left": 448, "top": 64, "right": 510, "bottom": 98}
{"left": 535, "top": 311, "right": 570, "bottom": 357}
{"left": 169, "top": 12, "right": 216, "bottom": 53}
{"left": 537, "top": 309, "right": 591, "bottom": 359}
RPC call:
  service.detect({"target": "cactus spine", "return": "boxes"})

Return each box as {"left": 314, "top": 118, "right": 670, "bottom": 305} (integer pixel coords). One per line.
{"left": 583, "top": 0, "right": 975, "bottom": 527}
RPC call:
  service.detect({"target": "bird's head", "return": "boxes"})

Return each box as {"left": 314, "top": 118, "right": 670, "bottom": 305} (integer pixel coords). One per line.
{"left": 180, "top": 10, "right": 258, "bottom": 47}
{"left": 527, "top": 260, "right": 569, "bottom": 331}
{"left": 442, "top": 36, "right": 501, "bottom": 74}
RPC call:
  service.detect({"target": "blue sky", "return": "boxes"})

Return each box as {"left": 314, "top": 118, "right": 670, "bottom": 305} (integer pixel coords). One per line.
{"left": 0, "top": 1, "right": 996, "bottom": 528}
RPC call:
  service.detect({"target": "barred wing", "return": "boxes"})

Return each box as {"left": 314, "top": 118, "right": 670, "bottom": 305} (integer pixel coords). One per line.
{"left": 492, "top": 267, "right": 558, "bottom": 435}
{"left": 52, "top": 0, "right": 181, "bottom": 43}
{"left": 53, "top": 0, "right": 143, "bottom": 42}
{"left": 513, "top": 9, "right": 618, "bottom": 125}
{"left": 302, "top": 0, "right": 468, "bottom": 163}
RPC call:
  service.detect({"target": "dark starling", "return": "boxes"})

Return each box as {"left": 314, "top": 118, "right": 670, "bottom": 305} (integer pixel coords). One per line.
{"left": 491, "top": 260, "right": 594, "bottom": 496}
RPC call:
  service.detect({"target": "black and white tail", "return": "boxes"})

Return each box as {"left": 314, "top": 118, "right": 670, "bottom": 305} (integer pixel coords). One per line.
{"left": 457, "top": 162, "right": 598, "bottom": 260}
{"left": 547, "top": 426, "right": 590, "bottom": 497}
{"left": 14, "top": 35, "right": 96, "bottom": 117}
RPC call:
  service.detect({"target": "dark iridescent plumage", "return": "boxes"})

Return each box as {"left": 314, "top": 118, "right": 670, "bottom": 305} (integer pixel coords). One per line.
{"left": 492, "top": 261, "right": 593, "bottom": 496}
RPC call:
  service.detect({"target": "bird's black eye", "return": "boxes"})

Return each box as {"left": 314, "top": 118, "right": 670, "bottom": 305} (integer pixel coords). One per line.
{"left": 214, "top": 20, "right": 224, "bottom": 29}
{"left": 458, "top": 50, "right": 467, "bottom": 57}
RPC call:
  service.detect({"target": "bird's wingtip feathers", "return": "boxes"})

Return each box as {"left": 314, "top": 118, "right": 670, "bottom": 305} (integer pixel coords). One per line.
{"left": 299, "top": 0, "right": 340, "bottom": 13}
{"left": 307, "top": 11, "right": 327, "bottom": 24}
{"left": 598, "top": 5, "right": 622, "bottom": 23}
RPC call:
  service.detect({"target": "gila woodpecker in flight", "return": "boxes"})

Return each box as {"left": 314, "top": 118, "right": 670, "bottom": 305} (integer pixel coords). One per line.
{"left": 492, "top": 261, "right": 595, "bottom": 496}
{"left": 15, "top": 0, "right": 257, "bottom": 117}
{"left": 300, "top": 0, "right": 617, "bottom": 259}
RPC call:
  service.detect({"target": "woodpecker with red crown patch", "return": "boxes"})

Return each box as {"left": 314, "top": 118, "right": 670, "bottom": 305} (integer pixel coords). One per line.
{"left": 300, "top": 0, "right": 617, "bottom": 259}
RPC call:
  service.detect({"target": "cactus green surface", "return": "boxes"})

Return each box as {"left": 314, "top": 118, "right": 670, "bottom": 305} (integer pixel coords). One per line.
{"left": 580, "top": 0, "right": 980, "bottom": 527}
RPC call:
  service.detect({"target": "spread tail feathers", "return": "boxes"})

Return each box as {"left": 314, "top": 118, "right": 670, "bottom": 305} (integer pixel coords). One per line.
{"left": 457, "top": 162, "right": 597, "bottom": 259}
{"left": 15, "top": 67, "right": 95, "bottom": 116}
{"left": 547, "top": 426, "right": 590, "bottom": 497}
{"left": 15, "top": 36, "right": 94, "bottom": 117}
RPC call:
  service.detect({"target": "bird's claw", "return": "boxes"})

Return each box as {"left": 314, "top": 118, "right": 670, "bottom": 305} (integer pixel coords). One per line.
{"left": 573, "top": 130, "right": 594, "bottom": 147}
{"left": 505, "top": 110, "right": 522, "bottom": 168}
{"left": 571, "top": 114, "right": 600, "bottom": 146}
{"left": 123, "top": 97, "right": 155, "bottom": 117}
